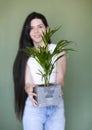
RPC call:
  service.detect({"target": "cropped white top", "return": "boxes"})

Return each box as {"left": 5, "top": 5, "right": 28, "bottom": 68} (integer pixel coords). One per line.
{"left": 27, "top": 43, "right": 57, "bottom": 85}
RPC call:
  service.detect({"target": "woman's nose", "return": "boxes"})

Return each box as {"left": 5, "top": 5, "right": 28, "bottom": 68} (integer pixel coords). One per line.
{"left": 34, "top": 28, "right": 39, "bottom": 33}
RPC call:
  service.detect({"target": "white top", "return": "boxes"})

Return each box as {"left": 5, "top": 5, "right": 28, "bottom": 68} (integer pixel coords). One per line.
{"left": 27, "top": 43, "right": 57, "bottom": 85}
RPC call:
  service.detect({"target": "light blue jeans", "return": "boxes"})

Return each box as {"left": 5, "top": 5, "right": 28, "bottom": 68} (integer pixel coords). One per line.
{"left": 22, "top": 97, "right": 65, "bottom": 130}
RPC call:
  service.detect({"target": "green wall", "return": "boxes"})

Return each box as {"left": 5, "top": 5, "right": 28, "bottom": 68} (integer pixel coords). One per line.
{"left": 0, "top": 0, "right": 92, "bottom": 130}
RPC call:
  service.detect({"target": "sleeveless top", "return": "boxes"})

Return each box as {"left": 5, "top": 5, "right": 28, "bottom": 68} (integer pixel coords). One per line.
{"left": 27, "top": 43, "right": 57, "bottom": 85}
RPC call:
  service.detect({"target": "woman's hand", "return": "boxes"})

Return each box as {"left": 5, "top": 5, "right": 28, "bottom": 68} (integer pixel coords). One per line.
{"left": 25, "top": 83, "right": 38, "bottom": 106}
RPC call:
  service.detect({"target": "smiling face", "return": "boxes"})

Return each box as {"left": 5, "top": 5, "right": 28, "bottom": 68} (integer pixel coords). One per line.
{"left": 29, "top": 18, "right": 48, "bottom": 47}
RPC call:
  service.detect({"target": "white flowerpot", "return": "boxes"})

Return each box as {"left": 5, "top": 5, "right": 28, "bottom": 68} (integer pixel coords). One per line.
{"left": 33, "top": 84, "right": 62, "bottom": 107}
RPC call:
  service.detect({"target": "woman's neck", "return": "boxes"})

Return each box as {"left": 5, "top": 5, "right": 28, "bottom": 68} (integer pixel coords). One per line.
{"left": 34, "top": 42, "right": 45, "bottom": 50}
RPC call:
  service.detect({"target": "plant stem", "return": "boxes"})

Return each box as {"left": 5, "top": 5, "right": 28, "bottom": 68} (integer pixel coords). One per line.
{"left": 44, "top": 75, "right": 50, "bottom": 86}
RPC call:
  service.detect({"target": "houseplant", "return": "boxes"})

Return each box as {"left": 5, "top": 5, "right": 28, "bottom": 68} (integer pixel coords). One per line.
{"left": 23, "top": 27, "right": 73, "bottom": 107}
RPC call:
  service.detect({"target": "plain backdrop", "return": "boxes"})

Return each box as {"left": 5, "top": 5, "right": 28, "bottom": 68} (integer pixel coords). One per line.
{"left": 0, "top": 0, "right": 92, "bottom": 130}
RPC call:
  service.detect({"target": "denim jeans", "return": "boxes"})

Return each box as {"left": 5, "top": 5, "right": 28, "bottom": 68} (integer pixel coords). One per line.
{"left": 23, "top": 97, "right": 65, "bottom": 130}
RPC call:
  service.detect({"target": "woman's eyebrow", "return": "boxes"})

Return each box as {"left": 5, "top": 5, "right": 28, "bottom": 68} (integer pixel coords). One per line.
{"left": 31, "top": 24, "right": 44, "bottom": 27}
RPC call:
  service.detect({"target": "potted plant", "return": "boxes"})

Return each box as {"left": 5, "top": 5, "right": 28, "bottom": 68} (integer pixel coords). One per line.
{"left": 23, "top": 27, "right": 73, "bottom": 107}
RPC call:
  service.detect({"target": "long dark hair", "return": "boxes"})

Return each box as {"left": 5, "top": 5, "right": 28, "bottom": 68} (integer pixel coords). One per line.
{"left": 13, "top": 12, "right": 49, "bottom": 120}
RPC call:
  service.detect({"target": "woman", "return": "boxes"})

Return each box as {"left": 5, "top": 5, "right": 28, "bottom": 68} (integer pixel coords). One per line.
{"left": 13, "top": 12, "right": 66, "bottom": 130}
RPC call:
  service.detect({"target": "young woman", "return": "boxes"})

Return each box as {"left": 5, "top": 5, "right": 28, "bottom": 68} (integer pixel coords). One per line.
{"left": 13, "top": 12, "right": 66, "bottom": 130}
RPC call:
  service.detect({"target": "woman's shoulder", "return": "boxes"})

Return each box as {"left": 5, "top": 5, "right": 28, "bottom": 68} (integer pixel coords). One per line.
{"left": 27, "top": 56, "right": 34, "bottom": 65}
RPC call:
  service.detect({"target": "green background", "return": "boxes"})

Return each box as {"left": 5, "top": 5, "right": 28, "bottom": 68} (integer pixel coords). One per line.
{"left": 0, "top": 0, "right": 92, "bottom": 130}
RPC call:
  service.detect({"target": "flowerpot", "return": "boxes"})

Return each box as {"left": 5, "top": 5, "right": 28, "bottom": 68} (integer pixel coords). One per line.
{"left": 33, "top": 84, "right": 62, "bottom": 107}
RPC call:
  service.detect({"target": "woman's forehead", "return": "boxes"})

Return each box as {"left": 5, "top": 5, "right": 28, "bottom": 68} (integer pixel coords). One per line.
{"left": 30, "top": 18, "right": 44, "bottom": 26}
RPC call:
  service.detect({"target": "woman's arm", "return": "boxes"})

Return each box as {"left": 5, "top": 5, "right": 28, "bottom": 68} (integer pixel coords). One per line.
{"left": 25, "top": 64, "right": 38, "bottom": 105}
{"left": 56, "top": 52, "right": 66, "bottom": 87}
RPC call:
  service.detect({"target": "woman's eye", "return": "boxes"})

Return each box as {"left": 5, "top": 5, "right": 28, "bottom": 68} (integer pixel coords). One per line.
{"left": 30, "top": 25, "right": 45, "bottom": 31}
{"left": 39, "top": 25, "right": 44, "bottom": 29}
{"left": 39, "top": 26, "right": 43, "bottom": 28}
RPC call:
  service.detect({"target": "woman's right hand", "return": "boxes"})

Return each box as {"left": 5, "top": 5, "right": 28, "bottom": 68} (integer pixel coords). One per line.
{"left": 25, "top": 83, "right": 38, "bottom": 106}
